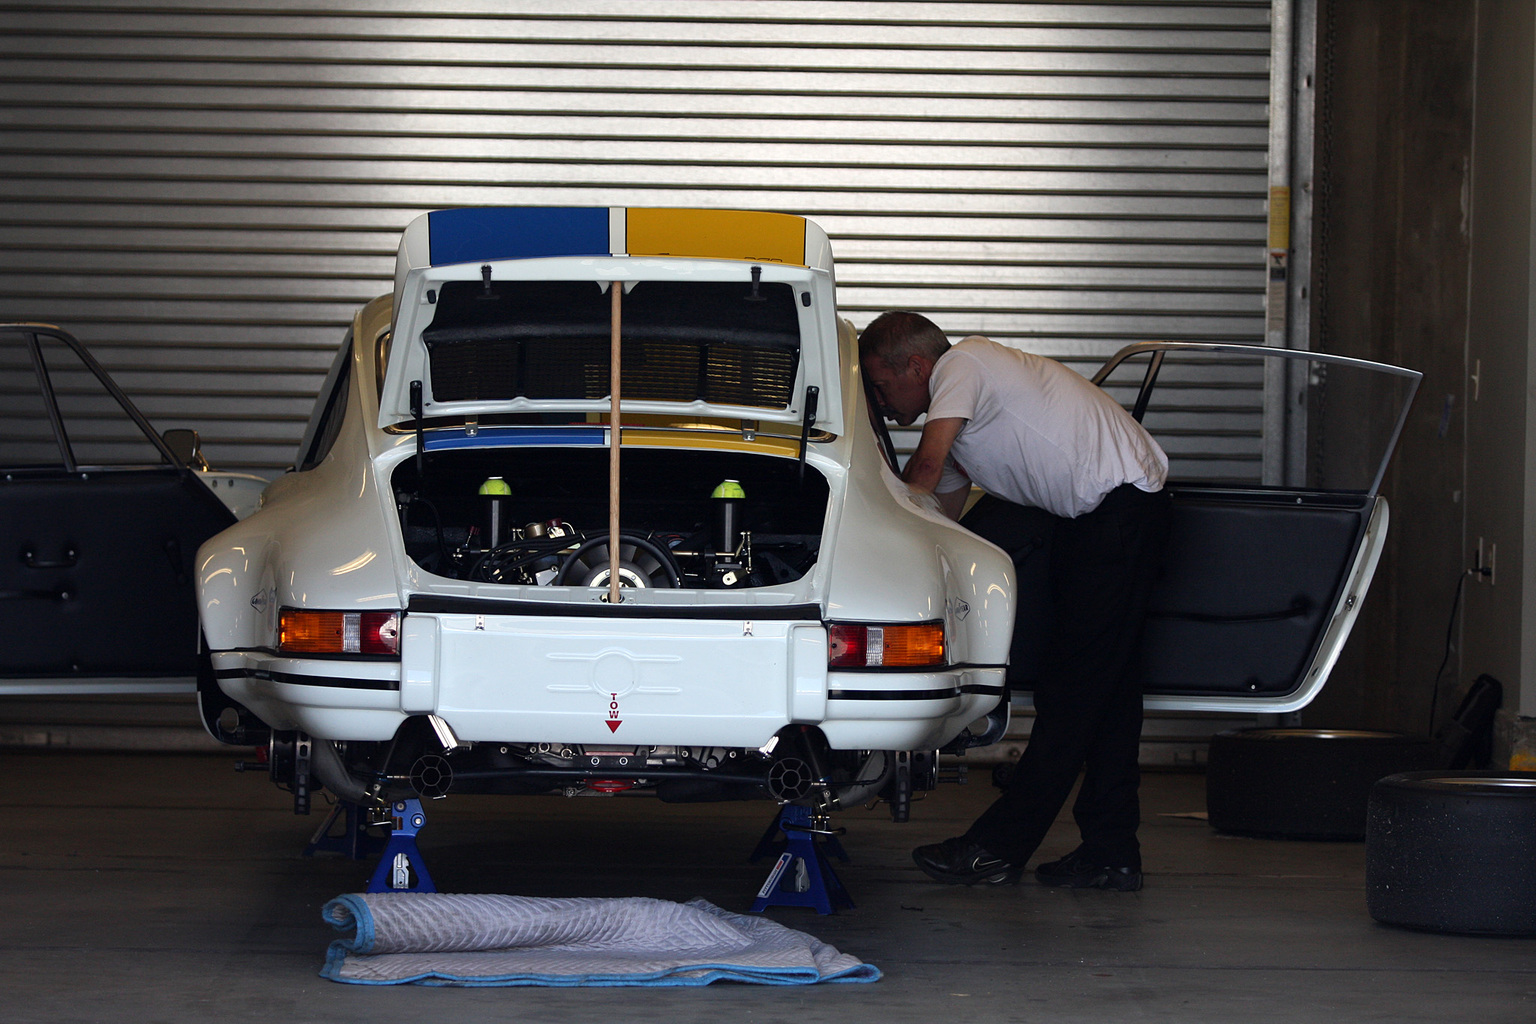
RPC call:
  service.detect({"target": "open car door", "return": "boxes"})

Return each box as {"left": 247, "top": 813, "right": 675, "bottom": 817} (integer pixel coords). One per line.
{"left": 1007, "top": 342, "right": 1420, "bottom": 714}
{"left": 0, "top": 324, "right": 238, "bottom": 694}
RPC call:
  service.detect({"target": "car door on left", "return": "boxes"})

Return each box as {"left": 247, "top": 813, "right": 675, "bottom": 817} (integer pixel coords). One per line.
{"left": 0, "top": 324, "right": 236, "bottom": 694}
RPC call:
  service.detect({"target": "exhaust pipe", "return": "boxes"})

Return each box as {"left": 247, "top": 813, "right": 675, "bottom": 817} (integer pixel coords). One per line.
{"left": 409, "top": 753, "right": 454, "bottom": 799}
{"left": 308, "top": 737, "right": 372, "bottom": 804}
{"left": 766, "top": 756, "right": 817, "bottom": 801}
{"left": 766, "top": 726, "right": 837, "bottom": 808}
{"left": 405, "top": 715, "right": 461, "bottom": 799}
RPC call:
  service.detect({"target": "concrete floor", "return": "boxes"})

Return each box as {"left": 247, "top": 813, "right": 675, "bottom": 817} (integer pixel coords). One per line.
{"left": 2, "top": 750, "right": 1532, "bottom": 1023}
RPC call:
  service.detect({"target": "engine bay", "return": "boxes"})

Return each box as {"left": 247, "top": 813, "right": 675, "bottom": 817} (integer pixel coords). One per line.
{"left": 392, "top": 443, "right": 829, "bottom": 590}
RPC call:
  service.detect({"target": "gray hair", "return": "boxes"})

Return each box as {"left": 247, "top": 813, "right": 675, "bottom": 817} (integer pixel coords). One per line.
{"left": 858, "top": 310, "right": 951, "bottom": 366}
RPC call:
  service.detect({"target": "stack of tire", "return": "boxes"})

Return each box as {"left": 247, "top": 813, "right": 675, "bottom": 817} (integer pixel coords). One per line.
{"left": 1365, "top": 771, "right": 1536, "bottom": 936}
{"left": 1205, "top": 718, "right": 1536, "bottom": 935}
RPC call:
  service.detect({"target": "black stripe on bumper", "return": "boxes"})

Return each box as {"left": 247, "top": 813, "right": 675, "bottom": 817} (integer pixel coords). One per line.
{"left": 828, "top": 683, "right": 1004, "bottom": 701}
{"left": 216, "top": 667, "right": 398, "bottom": 691}
{"left": 408, "top": 595, "right": 821, "bottom": 620}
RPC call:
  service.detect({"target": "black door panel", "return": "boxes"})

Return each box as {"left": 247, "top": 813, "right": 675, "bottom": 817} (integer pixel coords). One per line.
{"left": 0, "top": 468, "right": 234, "bottom": 676}
{"left": 1000, "top": 488, "right": 1370, "bottom": 702}
{"left": 1140, "top": 489, "right": 1370, "bottom": 698}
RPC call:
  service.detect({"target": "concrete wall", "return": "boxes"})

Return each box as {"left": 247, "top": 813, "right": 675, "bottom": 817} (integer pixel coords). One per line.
{"left": 1313, "top": 0, "right": 1536, "bottom": 764}
{"left": 1308, "top": 0, "right": 1475, "bottom": 735}
{"left": 1464, "top": 0, "right": 1536, "bottom": 764}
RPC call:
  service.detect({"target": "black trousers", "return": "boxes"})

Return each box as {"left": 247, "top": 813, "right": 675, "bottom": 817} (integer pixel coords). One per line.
{"left": 961, "top": 484, "right": 1171, "bottom": 870}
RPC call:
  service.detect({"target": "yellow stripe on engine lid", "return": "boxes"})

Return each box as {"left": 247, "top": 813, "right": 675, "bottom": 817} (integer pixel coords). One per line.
{"left": 625, "top": 209, "right": 806, "bottom": 266}
{"left": 619, "top": 428, "right": 801, "bottom": 458}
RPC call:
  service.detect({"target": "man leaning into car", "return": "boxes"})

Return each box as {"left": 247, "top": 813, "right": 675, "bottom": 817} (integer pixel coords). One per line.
{"left": 859, "top": 311, "right": 1170, "bottom": 891}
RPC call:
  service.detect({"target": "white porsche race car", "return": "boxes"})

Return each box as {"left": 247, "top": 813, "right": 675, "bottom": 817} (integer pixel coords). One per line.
{"left": 193, "top": 206, "right": 1419, "bottom": 825}
{"left": 196, "top": 207, "right": 1013, "bottom": 818}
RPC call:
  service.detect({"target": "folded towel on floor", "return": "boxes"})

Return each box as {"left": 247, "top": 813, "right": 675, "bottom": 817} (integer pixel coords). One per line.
{"left": 320, "top": 892, "right": 880, "bottom": 987}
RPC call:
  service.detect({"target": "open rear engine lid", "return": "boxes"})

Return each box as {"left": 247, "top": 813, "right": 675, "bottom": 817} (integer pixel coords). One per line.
{"left": 378, "top": 207, "right": 843, "bottom": 435}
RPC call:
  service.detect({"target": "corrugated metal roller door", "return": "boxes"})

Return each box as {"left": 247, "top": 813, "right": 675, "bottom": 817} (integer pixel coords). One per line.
{"left": 0, "top": 1, "right": 1274, "bottom": 480}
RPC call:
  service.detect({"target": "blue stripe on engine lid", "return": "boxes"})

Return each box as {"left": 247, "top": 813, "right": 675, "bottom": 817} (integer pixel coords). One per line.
{"left": 428, "top": 207, "right": 611, "bottom": 265}
{"left": 424, "top": 426, "right": 607, "bottom": 450}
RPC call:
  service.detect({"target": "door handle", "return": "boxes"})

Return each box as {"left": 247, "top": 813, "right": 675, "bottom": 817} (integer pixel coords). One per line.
{"left": 0, "top": 586, "right": 72, "bottom": 601}
{"left": 20, "top": 544, "right": 78, "bottom": 569}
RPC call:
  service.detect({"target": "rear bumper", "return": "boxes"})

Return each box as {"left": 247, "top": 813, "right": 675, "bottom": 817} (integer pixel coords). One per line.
{"left": 403, "top": 612, "right": 825, "bottom": 747}
{"left": 213, "top": 611, "right": 1004, "bottom": 750}
{"left": 822, "top": 668, "right": 1005, "bottom": 750}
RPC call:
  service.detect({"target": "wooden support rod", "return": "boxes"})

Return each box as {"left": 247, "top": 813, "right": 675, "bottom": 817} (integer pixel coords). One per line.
{"left": 608, "top": 281, "right": 622, "bottom": 604}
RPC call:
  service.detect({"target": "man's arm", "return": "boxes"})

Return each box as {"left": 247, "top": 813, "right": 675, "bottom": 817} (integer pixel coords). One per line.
{"left": 934, "top": 485, "right": 968, "bottom": 520}
{"left": 903, "top": 415, "right": 969, "bottom": 520}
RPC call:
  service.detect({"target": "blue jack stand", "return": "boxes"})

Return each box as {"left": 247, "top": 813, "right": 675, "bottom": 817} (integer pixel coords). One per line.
{"left": 304, "top": 800, "right": 387, "bottom": 860}
{"left": 750, "top": 801, "right": 850, "bottom": 865}
{"left": 366, "top": 798, "right": 437, "bottom": 894}
{"left": 749, "top": 804, "right": 853, "bottom": 915}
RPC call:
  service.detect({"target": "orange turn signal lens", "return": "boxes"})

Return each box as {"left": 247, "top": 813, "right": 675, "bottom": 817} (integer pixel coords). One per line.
{"left": 827, "top": 621, "right": 945, "bottom": 668}
{"left": 279, "top": 609, "right": 400, "bottom": 655}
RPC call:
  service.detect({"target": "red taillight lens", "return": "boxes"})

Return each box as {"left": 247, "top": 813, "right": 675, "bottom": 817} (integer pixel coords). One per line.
{"left": 279, "top": 610, "right": 400, "bottom": 655}
{"left": 827, "top": 622, "right": 945, "bottom": 668}
{"left": 827, "top": 624, "right": 867, "bottom": 667}
{"left": 358, "top": 612, "right": 401, "bottom": 654}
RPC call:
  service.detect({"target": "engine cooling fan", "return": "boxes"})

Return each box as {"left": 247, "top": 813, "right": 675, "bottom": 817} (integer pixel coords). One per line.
{"left": 556, "top": 534, "right": 681, "bottom": 589}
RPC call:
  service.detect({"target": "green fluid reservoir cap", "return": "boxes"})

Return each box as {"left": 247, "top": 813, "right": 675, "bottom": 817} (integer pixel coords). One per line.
{"left": 479, "top": 476, "right": 512, "bottom": 496}
{"left": 712, "top": 479, "right": 745, "bottom": 499}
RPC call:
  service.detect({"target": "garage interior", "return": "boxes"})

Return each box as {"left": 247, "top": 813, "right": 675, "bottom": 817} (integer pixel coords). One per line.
{"left": 3, "top": 1, "right": 1535, "bottom": 1020}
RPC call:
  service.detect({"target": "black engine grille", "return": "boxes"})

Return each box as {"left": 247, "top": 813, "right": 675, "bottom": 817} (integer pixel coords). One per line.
{"left": 422, "top": 279, "right": 801, "bottom": 409}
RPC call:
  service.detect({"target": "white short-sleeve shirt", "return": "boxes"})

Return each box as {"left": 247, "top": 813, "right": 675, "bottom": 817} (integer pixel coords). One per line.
{"left": 927, "top": 336, "right": 1168, "bottom": 518}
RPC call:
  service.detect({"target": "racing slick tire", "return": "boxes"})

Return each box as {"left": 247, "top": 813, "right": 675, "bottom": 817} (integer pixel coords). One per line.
{"left": 1205, "top": 728, "right": 1434, "bottom": 840}
{"left": 1365, "top": 771, "right": 1536, "bottom": 935}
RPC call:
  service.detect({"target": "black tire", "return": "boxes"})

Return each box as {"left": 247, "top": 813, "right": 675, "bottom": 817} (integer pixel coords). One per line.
{"left": 1206, "top": 728, "right": 1434, "bottom": 840}
{"left": 1366, "top": 771, "right": 1536, "bottom": 936}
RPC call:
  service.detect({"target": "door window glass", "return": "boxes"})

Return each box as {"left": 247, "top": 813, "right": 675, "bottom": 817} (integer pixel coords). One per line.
{"left": 1094, "top": 344, "right": 1420, "bottom": 492}
{"left": 37, "top": 335, "right": 166, "bottom": 467}
{"left": 0, "top": 331, "right": 63, "bottom": 468}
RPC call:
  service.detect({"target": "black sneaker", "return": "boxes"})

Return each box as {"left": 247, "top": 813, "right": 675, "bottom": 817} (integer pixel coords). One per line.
{"left": 1034, "top": 849, "right": 1142, "bottom": 891}
{"left": 912, "top": 836, "right": 1023, "bottom": 885}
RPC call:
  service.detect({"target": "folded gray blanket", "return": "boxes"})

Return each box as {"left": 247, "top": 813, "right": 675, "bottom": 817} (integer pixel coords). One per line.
{"left": 320, "top": 893, "right": 881, "bottom": 987}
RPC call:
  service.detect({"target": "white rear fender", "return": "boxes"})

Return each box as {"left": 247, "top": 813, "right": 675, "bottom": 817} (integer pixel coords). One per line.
{"left": 824, "top": 425, "right": 1014, "bottom": 669}
{"left": 196, "top": 518, "right": 280, "bottom": 650}
{"left": 197, "top": 448, "right": 402, "bottom": 651}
